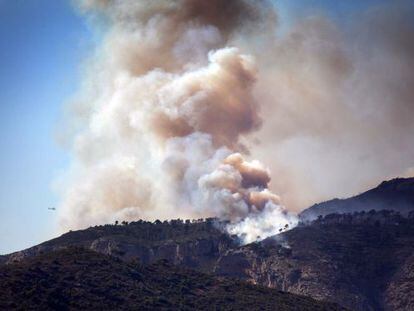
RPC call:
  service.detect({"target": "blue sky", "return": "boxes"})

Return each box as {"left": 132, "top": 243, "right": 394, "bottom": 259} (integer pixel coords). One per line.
{"left": 0, "top": 0, "right": 91, "bottom": 254}
{"left": 0, "top": 0, "right": 390, "bottom": 254}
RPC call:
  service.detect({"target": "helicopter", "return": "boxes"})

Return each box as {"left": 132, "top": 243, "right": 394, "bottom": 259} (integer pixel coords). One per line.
{"left": 48, "top": 207, "right": 56, "bottom": 211}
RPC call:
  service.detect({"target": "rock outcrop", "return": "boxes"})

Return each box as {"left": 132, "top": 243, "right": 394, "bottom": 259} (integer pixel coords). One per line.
{"left": 215, "top": 211, "right": 414, "bottom": 310}
{"left": 4, "top": 219, "right": 236, "bottom": 273}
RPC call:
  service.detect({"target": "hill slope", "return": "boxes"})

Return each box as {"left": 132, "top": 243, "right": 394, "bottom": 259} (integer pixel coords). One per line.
{"left": 299, "top": 177, "right": 414, "bottom": 221}
{"left": 0, "top": 247, "right": 343, "bottom": 311}
{"left": 216, "top": 210, "right": 414, "bottom": 310}
{"left": 2, "top": 178, "right": 414, "bottom": 310}
{"left": 3, "top": 211, "right": 414, "bottom": 310}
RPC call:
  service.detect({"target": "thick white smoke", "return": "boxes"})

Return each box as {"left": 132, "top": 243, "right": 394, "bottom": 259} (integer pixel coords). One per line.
{"left": 58, "top": 0, "right": 296, "bottom": 243}
{"left": 59, "top": 0, "right": 414, "bottom": 243}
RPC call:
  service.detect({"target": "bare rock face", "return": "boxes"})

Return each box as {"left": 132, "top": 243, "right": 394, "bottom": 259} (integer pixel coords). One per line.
{"left": 214, "top": 211, "right": 414, "bottom": 311}
{"left": 90, "top": 236, "right": 232, "bottom": 271}
{"left": 385, "top": 254, "right": 414, "bottom": 311}
{"left": 3, "top": 219, "right": 235, "bottom": 273}
{"left": 214, "top": 237, "right": 373, "bottom": 310}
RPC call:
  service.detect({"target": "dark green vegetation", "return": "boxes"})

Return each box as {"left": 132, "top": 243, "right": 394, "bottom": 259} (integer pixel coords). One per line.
{"left": 0, "top": 248, "right": 343, "bottom": 311}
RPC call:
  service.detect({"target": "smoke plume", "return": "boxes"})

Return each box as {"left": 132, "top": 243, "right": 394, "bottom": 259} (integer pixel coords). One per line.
{"left": 58, "top": 0, "right": 295, "bottom": 243}
{"left": 58, "top": 0, "right": 414, "bottom": 243}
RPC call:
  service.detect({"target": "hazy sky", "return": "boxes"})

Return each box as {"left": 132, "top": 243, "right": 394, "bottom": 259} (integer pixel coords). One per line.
{"left": 0, "top": 0, "right": 392, "bottom": 254}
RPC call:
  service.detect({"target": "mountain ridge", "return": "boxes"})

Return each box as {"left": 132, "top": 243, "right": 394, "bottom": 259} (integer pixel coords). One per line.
{"left": 2, "top": 177, "right": 414, "bottom": 310}
{"left": 299, "top": 177, "right": 414, "bottom": 221}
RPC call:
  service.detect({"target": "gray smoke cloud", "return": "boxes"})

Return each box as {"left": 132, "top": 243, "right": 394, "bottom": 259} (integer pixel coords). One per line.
{"left": 57, "top": 0, "right": 414, "bottom": 243}
{"left": 58, "top": 0, "right": 295, "bottom": 243}
{"left": 250, "top": 2, "right": 414, "bottom": 211}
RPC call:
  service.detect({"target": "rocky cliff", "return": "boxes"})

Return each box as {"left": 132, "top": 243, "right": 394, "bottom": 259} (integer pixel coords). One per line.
{"left": 215, "top": 210, "right": 414, "bottom": 310}
{"left": 3, "top": 178, "right": 414, "bottom": 310}
{"left": 3, "top": 210, "right": 414, "bottom": 310}
{"left": 4, "top": 219, "right": 236, "bottom": 273}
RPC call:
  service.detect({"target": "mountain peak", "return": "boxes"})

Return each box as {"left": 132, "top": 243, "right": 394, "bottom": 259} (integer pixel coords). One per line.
{"left": 299, "top": 177, "right": 414, "bottom": 222}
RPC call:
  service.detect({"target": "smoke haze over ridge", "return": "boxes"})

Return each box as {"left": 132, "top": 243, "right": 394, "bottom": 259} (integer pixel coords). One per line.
{"left": 251, "top": 2, "right": 414, "bottom": 210}
{"left": 57, "top": 0, "right": 414, "bottom": 242}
